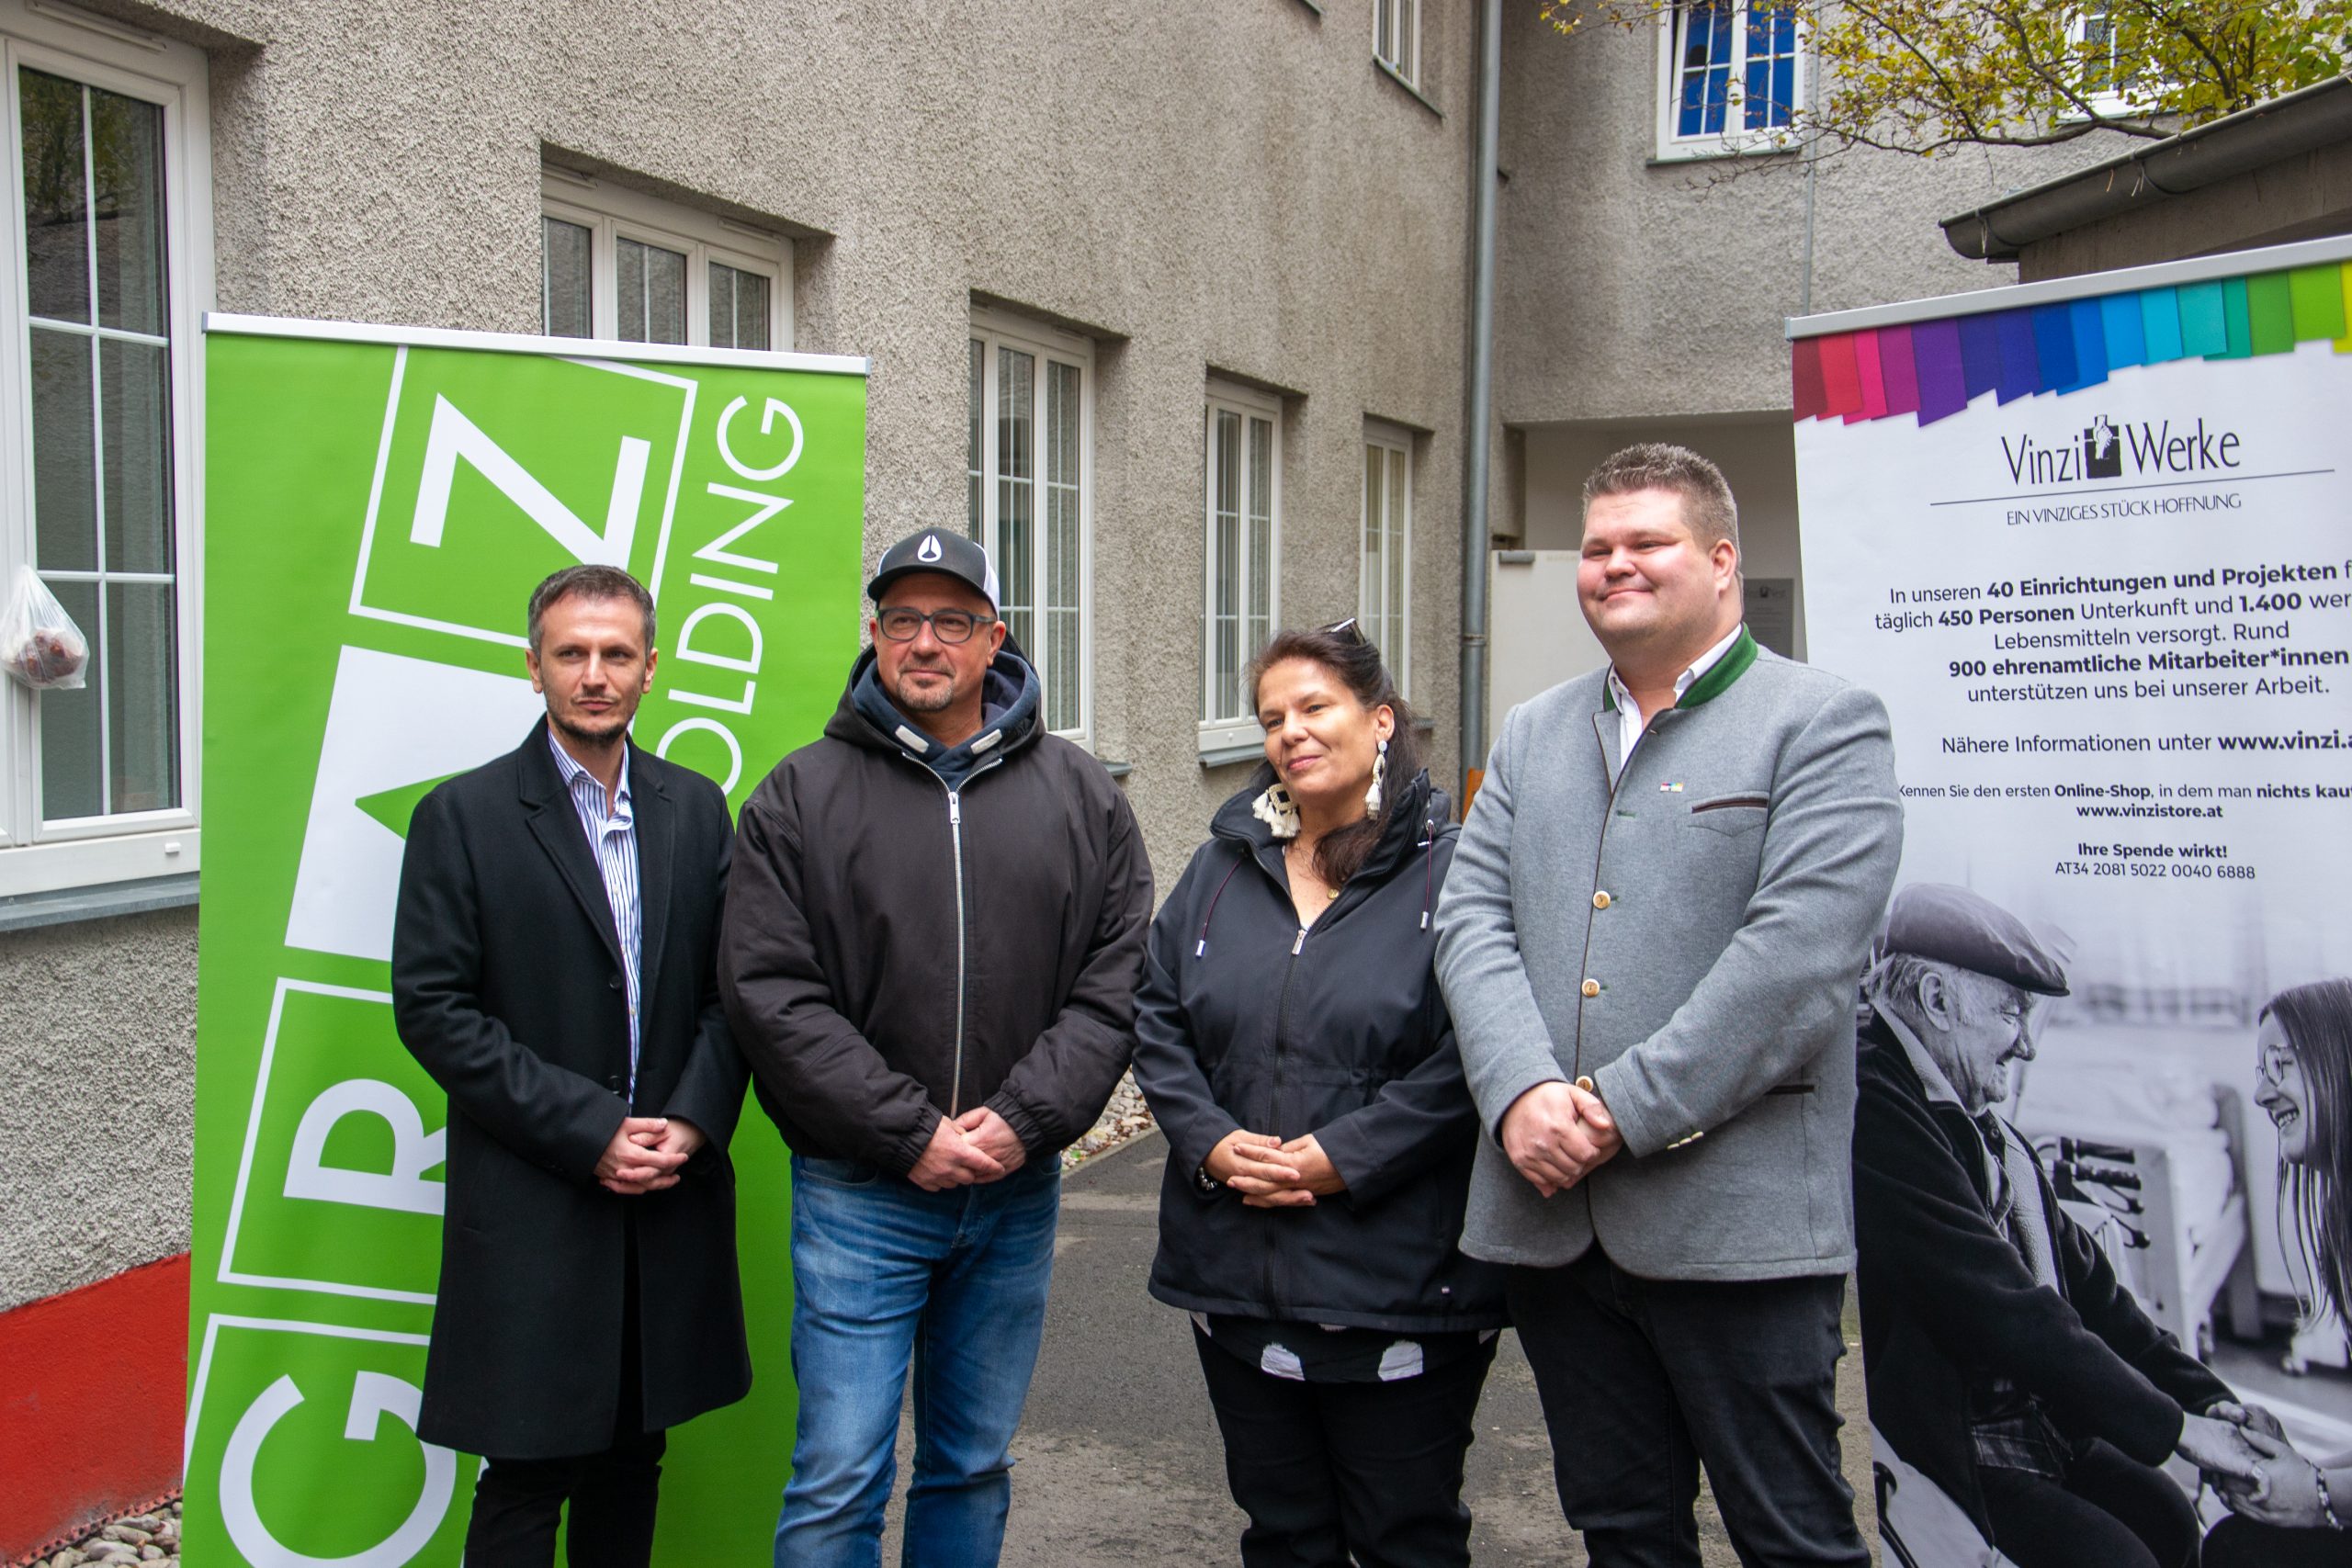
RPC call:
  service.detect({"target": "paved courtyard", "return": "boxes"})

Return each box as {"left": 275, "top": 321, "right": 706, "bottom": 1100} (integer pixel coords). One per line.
{"left": 881, "top": 1129, "right": 1883, "bottom": 1566}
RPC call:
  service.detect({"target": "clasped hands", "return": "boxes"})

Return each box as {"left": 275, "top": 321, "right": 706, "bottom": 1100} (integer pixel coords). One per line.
{"left": 1499, "top": 1079, "right": 1621, "bottom": 1197}
{"left": 595, "top": 1115, "right": 706, "bottom": 1195}
{"left": 908, "top": 1107, "right": 1029, "bottom": 1191}
{"left": 1205, "top": 1130, "right": 1344, "bottom": 1208}
{"left": 2192, "top": 1400, "right": 2340, "bottom": 1529}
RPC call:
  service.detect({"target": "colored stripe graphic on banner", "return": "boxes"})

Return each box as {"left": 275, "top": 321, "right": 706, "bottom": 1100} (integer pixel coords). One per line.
{"left": 1792, "top": 260, "right": 2352, "bottom": 425}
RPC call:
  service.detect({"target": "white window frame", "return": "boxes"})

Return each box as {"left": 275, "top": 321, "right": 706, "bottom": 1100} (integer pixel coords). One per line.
{"left": 0, "top": 0, "right": 210, "bottom": 897}
{"left": 1653, "top": 0, "right": 1804, "bottom": 162}
{"left": 1374, "top": 0, "right": 1420, "bottom": 88}
{"left": 2062, "top": 4, "right": 2156, "bottom": 119}
{"left": 1361, "top": 422, "right": 1413, "bottom": 701}
{"left": 1198, "top": 380, "right": 1283, "bottom": 755}
{"left": 539, "top": 170, "right": 792, "bottom": 350}
{"left": 967, "top": 306, "right": 1092, "bottom": 747}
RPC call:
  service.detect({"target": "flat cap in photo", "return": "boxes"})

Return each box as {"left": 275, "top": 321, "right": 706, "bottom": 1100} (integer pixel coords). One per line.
{"left": 867, "top": 528, "right": 1001, "bottom": 613}
{"left": 1883, "top": 883, "right": 2070, "bottom": 997}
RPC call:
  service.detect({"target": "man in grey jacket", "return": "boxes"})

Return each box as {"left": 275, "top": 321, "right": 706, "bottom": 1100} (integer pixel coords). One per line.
{"left": 1435, "top": 444, "right": 1903, "bottom": 1567}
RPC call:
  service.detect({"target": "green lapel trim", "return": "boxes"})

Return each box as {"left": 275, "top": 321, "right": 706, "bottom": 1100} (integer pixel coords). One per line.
{"left": 1600, "top": 681, "right": 1617, "bottom": 714}
{"left": 1677, "top": 626, "right": 1758, "bottom": 710}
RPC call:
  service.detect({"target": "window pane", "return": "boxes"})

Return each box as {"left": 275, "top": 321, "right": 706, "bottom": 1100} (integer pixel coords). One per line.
{"left": 31, "top": 328, "right": 98, "bottom": 573}
{"left": 89, "top": 87, "right": 165, "bottom": 335}
{"left": 1677, "top": 1, "right": 1735, "bottom": 137}
{"left": 1213, "top": 411, "right": 1241, "bottom": 722}
{"left": 543, "top": 218, "right": 592, "bottom": 338}
{"left": 106, "top": 581, "right": 179, "bottom": 813}
{"left": 997, "top": 347, "right": 1035, "bottom": 654}
{"left": 1746, "top": 3, "right": 1798, "bottom": 129}
{"left": 1045, "top": 361, "right": 1081, "bottom": 732}
{"left": 709, "top": 261, "right": 770, "bottom": 351}
{"left": 40, "top": 578, "right": 103, "bottom": 822}
{"left": 1362, "top": 444, "right": 1384, "bottom": 620}
{"left": 1247, "top": 416, "right": 1272, "bottom": 667}
{"left": 102, "top": 338, "right": 174, "bottom": 574}
{"left": 19, "top": 68, "right": 91, "bottom": 324}
{"left": 967, "top": 339, "right": 985, "bottom": 541}
{"left": 616, "top": 236, "right": 687, "bottom": 344}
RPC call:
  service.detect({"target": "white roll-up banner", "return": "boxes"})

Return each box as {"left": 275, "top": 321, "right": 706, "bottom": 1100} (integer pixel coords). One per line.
{"left": 1792, "top": 235, "right": 2352, "bottom": 1563}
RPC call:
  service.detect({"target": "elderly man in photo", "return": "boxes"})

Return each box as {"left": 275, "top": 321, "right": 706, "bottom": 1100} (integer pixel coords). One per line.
{"left": 1855, "top": 882, "right": 2267, "bottom": 1568}
{"left": 1434, "top": 442, "right": 1903, "bottom": 1566}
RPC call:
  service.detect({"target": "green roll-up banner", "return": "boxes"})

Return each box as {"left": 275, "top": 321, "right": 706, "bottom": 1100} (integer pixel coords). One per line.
{"left": 184, "top": 317, "right": 866, "bottom": 1563}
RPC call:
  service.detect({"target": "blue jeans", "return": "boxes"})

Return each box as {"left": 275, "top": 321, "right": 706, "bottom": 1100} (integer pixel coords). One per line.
{"left": 775, "top": 1154, "right": 1060, "bottom": 1568}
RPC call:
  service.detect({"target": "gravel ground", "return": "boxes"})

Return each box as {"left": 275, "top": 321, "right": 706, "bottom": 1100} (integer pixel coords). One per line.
{"left": 29, "top": 1498, "right": 178, "bottom": 1567}
{"left": 1060, "top": 1070, "right": 1153, "bottom": 1169}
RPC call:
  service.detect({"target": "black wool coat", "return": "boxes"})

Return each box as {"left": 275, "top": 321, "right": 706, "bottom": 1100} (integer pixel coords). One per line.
{"left": 1853, "top": 1011, "right": 2228, "bottom": 1536}
{"left": 1134, "top": 771, "right": 1506, "bottom": 1335}
{"left": 392, "top": 719, "right": 752, "bottom": 1459}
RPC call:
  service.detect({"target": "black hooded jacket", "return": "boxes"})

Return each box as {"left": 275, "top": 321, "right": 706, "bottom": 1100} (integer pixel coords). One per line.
{"left": 719, "top": 645, "right": 1153, "bottom": 1174}
{"left": 1134, "top": 770, "right": 1506, "bottom": 1334}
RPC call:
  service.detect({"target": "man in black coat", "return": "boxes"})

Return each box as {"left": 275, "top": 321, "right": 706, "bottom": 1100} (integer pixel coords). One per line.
{"left": 1853, "top": 883, "right": 2262, "bottom": 1568}
{"left": 393, "top": 564, "right": 750, "bottom": 1567}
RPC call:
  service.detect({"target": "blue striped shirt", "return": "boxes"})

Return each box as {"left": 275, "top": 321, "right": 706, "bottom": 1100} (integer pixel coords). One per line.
{"left": 548, "top": 732, "right": 643, "bottom": 1100}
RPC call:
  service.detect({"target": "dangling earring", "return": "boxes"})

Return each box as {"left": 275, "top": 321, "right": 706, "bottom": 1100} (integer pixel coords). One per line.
{"left": 1253, "top": 780, "right": 1301, "bottom": 840}
{"left": 1364, "top": 736, "right": 1389, "bottom": 818}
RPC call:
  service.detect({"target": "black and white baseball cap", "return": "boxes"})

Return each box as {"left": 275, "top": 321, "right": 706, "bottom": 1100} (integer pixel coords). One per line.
{"left": 866, "top": 529, "right": 1001, "bottom": 613}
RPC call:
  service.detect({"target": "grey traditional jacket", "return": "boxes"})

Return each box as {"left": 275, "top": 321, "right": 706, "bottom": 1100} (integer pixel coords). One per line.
{"left": 1433, "top": 629, "right": 1903, "bottom": 1280}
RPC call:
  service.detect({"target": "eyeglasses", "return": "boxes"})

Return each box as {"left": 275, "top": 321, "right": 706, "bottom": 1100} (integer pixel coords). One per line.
{"left": 2258, "top": 1040, "right": 2300, "bottom": 1089}
{"left": 1322, "top": 617, "right": 1368, "bottom": 645}
{"left": 877, "top": 607, "right": 997, "bottom": 644}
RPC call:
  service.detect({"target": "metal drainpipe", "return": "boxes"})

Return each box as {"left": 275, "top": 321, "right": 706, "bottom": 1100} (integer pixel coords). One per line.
{"left": 1459, "top": 0, "right": 1503, "bottom": 804}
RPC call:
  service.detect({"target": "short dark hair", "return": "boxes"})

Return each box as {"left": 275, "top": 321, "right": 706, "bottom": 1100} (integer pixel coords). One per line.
{"left": 1582, "top": 442, "right": 1739, "bottom": 550}
{"left": 1245, "top": 620, "right": 1420, "bottom": 889}
{"left": 527, "top": 565, "right": 657, "bottom": 655}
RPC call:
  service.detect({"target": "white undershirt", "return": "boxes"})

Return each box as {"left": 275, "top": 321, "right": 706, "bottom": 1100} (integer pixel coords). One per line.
{"left": 1605, "top": 623, "right": 1744, "bottom": 781}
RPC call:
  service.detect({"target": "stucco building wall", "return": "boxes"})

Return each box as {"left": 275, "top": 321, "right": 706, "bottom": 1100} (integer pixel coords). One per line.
{"left": 1491, "top": 6, "right": 2119, "bottom": 430}
{"left": 0, "top": 908, "right": 197, "bottom": 1310}
{"left": 1485, "top": 8, "right": 2120, "bottom": 713}
{"left": 0, "top": 0, "right": 1474, "bottom": 1306}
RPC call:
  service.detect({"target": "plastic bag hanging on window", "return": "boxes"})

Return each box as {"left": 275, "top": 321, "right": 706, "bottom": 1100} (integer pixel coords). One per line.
{"left": 1, "top": 566, "right": 91, "bottom": 690}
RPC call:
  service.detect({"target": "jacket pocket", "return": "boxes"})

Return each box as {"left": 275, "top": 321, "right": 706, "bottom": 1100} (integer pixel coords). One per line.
{"left": 1690, "top": 794, "right": 1769, "bottom": 836}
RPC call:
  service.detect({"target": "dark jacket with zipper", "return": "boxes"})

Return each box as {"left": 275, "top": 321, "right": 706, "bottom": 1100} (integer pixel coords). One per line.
{"left": 1854, "top": 1010, "right": 2227, "bottom": 1537}
{"left": 1134, "top": 770, "right": 1506, "bottom": 1335}
{"left": 720, "top": 645, "right": 1153, "bottom": 1175}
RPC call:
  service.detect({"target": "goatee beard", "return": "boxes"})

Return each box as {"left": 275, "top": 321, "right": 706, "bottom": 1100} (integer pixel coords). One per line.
{"left": 889, "top": 674, "right": 956, "bottom": 714}
{"left": 552, "top": 708, "right": 629, "bottom": 747}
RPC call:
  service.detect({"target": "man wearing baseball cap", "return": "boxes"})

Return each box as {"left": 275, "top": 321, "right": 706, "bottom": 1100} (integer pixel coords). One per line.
{"left": 720, "top": 528, "right": 1152, "bottom": 1565}
{"left": 1854, "top": 882, "right": 2264, "bottom": 1568}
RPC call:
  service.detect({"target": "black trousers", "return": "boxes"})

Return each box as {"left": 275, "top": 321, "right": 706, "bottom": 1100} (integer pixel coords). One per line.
{"left": 1508, "top": 1247, "right": 1868, "bottom": 1568}
{"left": 1975, "top": 1440, "right": 2198, "bottom": 1568}
{"left": 1193, "top": 1328, "right": 1498, "bottom": 1568}
{"left": 463, "top": 1221, "right": 665, "bottom": 1568}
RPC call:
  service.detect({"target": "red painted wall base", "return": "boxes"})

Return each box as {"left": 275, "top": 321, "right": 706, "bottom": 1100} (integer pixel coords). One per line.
{"left": 0, "top": 1255, "right": 190, "bottom": 1563}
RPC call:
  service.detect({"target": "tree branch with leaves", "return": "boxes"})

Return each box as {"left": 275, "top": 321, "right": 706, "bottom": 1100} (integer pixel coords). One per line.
{"left": 1542, "top": 0, "right": 2352, "bottom": 160}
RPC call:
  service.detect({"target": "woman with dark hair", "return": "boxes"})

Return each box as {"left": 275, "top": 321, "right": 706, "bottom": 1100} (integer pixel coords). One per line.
{"left": 1132, "top": 620, "right": 1505, "bottom": 1568}
{"left": 2206, "top": 977, "right": 2352, "bottom": 1563}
